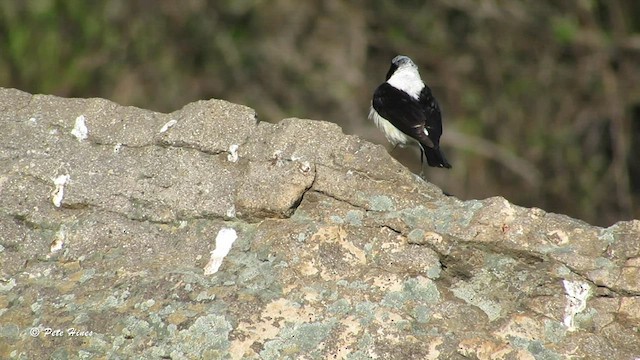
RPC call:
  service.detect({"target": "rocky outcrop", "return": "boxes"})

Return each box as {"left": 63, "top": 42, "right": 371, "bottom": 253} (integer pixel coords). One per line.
{"left": 1, "top": 87, "right": 639, "bottom": 359}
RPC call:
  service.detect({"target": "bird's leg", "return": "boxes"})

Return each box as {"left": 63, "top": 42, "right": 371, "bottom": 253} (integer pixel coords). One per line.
{"left": 419, "top": 146, "right": 426, "bottom": 179}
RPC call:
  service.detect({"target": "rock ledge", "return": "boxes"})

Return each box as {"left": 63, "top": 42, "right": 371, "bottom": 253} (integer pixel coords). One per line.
{"left": 1, "top": 88, "right": 639, "bottom": 359}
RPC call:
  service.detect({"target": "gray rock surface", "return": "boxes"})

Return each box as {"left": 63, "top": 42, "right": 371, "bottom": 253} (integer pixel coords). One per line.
{"left": 1, "top": 87, "right": 639, "bottom": 359}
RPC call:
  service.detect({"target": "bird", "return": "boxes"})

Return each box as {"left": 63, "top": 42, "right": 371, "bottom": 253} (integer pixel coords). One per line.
{"left": 369, "top": 55, "right": 451, "bottom": 170}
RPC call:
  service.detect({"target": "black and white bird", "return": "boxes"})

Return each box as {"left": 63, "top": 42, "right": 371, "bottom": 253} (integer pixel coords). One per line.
{"left": 369, "top": 55, "right": 451, "bottom": 169}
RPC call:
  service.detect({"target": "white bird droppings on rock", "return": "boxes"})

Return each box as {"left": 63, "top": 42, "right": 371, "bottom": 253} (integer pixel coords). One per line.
{"left": 159, "top": 119, "right": 177, "bottom": 133}
{"left": 51, "top": 174, "right": 70, "bottom": 207}
{"left": 204, "top": 228, "right": 238, "bottom": 275}
{"left": 226, "top": 205, "right": 236, "bottom": 219}
{"left": 227, "top": 144, "right": 239, "bottom": 162}
{"left": 562, "top": 279, "right": 591, "bottom": 331}
{"left": 299, "top": 161, "right": 311, "bottom": 173}
{"left": 71, "top": 115, "right": 88, "bottom": 141}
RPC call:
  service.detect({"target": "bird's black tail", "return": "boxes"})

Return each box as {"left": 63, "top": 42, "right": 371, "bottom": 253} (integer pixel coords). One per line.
{"left": 421, "top": 145, "right": 452, "bottom": 169}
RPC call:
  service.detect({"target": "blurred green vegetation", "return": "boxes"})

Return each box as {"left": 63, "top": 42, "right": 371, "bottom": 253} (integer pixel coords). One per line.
{"left": 1, "top": 0, "right": 639, "bottom": 226}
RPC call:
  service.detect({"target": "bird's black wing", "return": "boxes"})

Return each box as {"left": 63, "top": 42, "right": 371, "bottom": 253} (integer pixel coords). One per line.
{"left": 372, "top": 83, "right": 438, "bottom": 149}
{"left": 418, "top": 85, "right": 444, "bottom": 145}
{"left": 416, "top": 86, "right": 450, "bottom": 168}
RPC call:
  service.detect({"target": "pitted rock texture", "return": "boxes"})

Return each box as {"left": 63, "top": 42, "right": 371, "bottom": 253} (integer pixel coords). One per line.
{"left": 0, "top": 87, "right": 639, "bottom": 359}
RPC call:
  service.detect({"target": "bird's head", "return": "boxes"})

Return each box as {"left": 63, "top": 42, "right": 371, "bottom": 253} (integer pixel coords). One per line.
{"left": 385, "top": 55, "right": 419, "bottom": 81}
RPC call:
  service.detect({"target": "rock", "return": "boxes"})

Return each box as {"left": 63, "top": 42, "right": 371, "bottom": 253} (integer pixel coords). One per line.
{"left": 0, "top": 87, "right": 639, "bottom": 359}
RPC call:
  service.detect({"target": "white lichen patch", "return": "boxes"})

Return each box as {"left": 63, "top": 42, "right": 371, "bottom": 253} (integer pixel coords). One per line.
{"left": 562, "top": 279, "right": 591, "bottom": 331}
{"left": 71, "top": 115, "right": 88, "bottom": 141}
{"left": 159, "top": 119, "right": 177, "bottom": 133}
{"left": 227, "top": 144, "right": 239, "bottom": 162}
{"left": 204, "top": 228, "right": 238, "bottom": 275}
{"left": 51, "top": 174, "right": 70, "bottom": 207}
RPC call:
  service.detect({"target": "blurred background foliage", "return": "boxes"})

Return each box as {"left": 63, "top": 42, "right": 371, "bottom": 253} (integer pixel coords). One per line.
{"left": 1, "top": 0, "right": 639, "bottom": 226}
